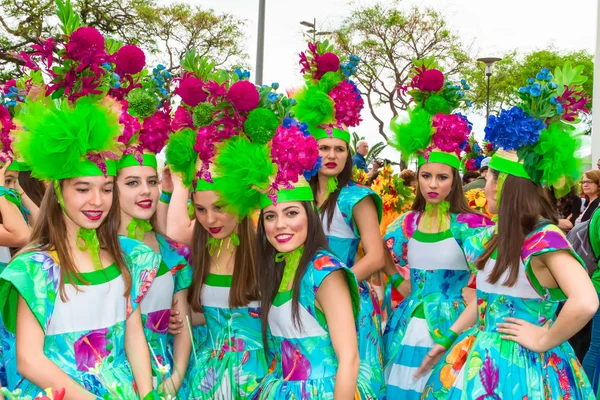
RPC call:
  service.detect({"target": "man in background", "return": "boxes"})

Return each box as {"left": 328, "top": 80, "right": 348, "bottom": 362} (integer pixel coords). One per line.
{"left": 353, "top": 140, "right": 369, "bottom": 172}
{"left": 463, "top": 157, "right": 491, "bottom": 191}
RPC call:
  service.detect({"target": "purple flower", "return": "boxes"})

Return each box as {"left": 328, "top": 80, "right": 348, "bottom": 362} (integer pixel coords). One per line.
{"left": 145, "top": 309, "right": 170, "bottom": 334}
{"left": 74, "top": 328, "right": 110, "bottom": 372}
{"left": 281, "top": 340, "right": 311, "bottom": 380}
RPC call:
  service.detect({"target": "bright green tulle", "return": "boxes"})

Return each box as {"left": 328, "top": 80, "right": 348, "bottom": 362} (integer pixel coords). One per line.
{"left": 389, "top": 107, "right": 433, "bottom": 161}
{"left": 165, "top": 128, "right": 198, "bottom": 189}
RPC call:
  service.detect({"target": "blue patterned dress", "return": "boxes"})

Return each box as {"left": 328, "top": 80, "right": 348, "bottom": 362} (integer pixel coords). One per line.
{"left": 321, "top": 181, "right": 384, "bottom": 397}
{"left": 0, "top": 236, "right": 160, "bottom": 397}
{"left": 422, "top": 224, "right": 595, "bottom": 399}
{"left": 382, "top": 211, "right": 492, "bottom": 399}
{"left": 252, "top": 249, "right": 377, "bottom": 399}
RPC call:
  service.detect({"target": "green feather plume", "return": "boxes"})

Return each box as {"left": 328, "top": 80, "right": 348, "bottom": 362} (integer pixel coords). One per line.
{"left": 165, "top": 128, "right": 198, "bottom": 189}
{"left": 14, "top": 96, "right": 121, "bottom": 180}
{"left": 244, "top": 108, "right": 279, "bottom": 144}
{"left": 292, "top": 85, "right": 335, "bottom": 128}
{"left": 319, "top": 72, "right": 342, "bottom": 94}
{"left": 389, "top": 107, "right": 434, "bottom": 161}
{"left": 213, "top": 136, "right": 275, "bottom": 218}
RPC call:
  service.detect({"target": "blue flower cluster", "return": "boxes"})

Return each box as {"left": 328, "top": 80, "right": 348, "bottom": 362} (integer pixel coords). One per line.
{"left": 484, "top": 106, "right": 545, "bottom": 151}
{"left": 446, "top": 79, "right": 470, "bottom": 99}
{"left": 341, "top": 55, "right": 360, "bottom": 77}
{"left": 268, "top": 92, "right": 280, "bottom": 103}
{"left": 304, "top": 156, "right": 322, "bottom": 180}
{"left": 474, "top": 154, "right": 485, "bottom": 169}
{"left": 519, "top": 76, "right": 558, "bottom": 98}
{"left": 550, "top": 97, "right": 563, "bottom": 114}
{"left": 100, "top": 63, "right": 121, "bottom": 88}
{"left": 1, "top": 86, "right": 20, "bottom": 107}
{"left": 536, "top": 68, "right": 552, "bottom": 81}
{"left": 151, "top": 64, "right": 171, "bottom": 98}
{"left": 456, "top": 113, "right": 473, "bottom": 131}
{"left": 282, "top": 116, "right": 309, "bottom": 136}
{"left": 234, "top": 69, "right": 251, "bottom": 80}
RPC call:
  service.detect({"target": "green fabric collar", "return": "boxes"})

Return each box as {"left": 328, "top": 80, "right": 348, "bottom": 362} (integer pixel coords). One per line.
{"left": 126, "top": 218, "right": 153, "bottom": 241}
{"left": 276, "top": 246, "right": 304, "bottom": 292}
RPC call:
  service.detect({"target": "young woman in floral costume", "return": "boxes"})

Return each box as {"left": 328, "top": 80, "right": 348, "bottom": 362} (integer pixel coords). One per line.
{"left": 115, "top": 62, "right": 193, "bottom": 395}
{"left": 420, "top": 66, "right": 597, "bottom": 399}
{"left": 382, "top": 59, "right": 492, "bottom": 399}
{"left": 293, "top": 41, "right": 385, "bottom": 397}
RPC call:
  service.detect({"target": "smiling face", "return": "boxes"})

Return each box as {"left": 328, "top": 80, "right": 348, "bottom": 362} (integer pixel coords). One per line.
{"left": 193, "top": 190, "right": 238, "bottom": 240}
{"left": 116, "top": 165, "right": 159, "bottom": 221}
{"left": 4, "top": 171, "right": 18, "bottom": 189}
{"left": 317, "top": 138, "right": 348, "bottom": 177}
{"left": 262, "top": 201, "right": 308, "bottom": 253}
{"left": 417, "top": 162, "right": 454, "bottom": 205}
{"left": 61, "top": 176, "right": 115, "bottom": 230}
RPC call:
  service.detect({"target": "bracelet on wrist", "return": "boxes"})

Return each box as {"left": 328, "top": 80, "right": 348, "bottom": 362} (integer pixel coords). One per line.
{"left": 432, "top": 328, "right": 459, "bottom": 349}
{"left": 390, "top": 273, "right": 405, "bottom": 290}
{"left": 160, "top": 190, "right": 172, "bottom": 204}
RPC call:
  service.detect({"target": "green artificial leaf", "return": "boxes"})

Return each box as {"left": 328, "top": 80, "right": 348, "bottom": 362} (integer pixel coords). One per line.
{"left": 105, "top": 38, "right": 123, "bottom": 54}
{"left": 51, "top": 87, "right": 65, "bottom": 99}
{"left": 55, "top": 0, "right": 81, "bottom": 36}
{"left": 553, "top": 63, "right": 588, "bottom": 95}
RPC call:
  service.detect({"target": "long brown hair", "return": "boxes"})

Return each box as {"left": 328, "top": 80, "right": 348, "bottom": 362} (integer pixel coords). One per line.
{"left": 256, "top": 201, "right": 329, "bottom": 354}
{"left": 412, "top": 165, "right": 481, "bottom": 215}
{"left": 187, "top": 216, "right": 258, "bottom": 312}
{"left": 309, "top": 141, "right": 354, "bottom": 230}
{"left": 18, "top": 170, "right": 47, "bottom": 207}
{"left": 475, "top": 169, "right": 558, "bottom": 286}
{"left": 20, "top": 179, "right": 131, "bottom": 301}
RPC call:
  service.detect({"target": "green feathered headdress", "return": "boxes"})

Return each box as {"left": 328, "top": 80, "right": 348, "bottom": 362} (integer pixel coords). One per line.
{"left": 164, "top": 128, "right": 198, "bottom": 189}
{"left": 14, "top": 96, "right": 122, "bottom": 180}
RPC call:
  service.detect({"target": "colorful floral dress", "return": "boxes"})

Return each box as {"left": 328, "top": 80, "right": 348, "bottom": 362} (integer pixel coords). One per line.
{"left": 137, "top": 233, "right": 192, "bottom": 387}
{"left": 179, "top": 273, "right": 268, "bottom": 399}
{"left": 0, "top": 236, "right": 160, "bottom": 397}
{"left": 321, "top": 181, "right": 385, "bottom": 396}
{"left": 422, "top": 224, "right": 595, "bottom": 400}
{"left": 252, "top": 249, "right": 377, "bottom": 399}
{"left": 382, "top": 211, "right": 492, "bottom": 399}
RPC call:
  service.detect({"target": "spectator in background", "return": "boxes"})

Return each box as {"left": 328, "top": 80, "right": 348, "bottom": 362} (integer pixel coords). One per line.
{"left": 576, "top": 169, "right": 600, "bottom": 225}
{"left": 353, "top": 140, "right": 369, "bottom": 172}
{"left": 462, "top": 171, "right": 480, "bottom": 186}
{"left": 597, "top": 158, "right": 600, "bottom": 170}
{"left": 400, "top": 169, "right": 416, "bottom": 189}
{"left": 463, "top": 156, "right": 491, "bottom": 191}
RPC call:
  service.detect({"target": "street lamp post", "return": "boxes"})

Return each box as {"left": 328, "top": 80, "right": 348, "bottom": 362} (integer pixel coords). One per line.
{"left": 255, "top": 0, "right": 266, "bottom": 86}
{"left": 476, "top": 57, "right": 502, "bottom": 125}
{"left": 300, "top": 19, "right": 333, "bottom": 42}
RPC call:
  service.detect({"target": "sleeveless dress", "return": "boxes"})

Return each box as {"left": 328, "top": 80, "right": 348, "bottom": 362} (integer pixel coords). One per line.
{"left": 0, "top": 236, "right": 160, "bottom": 397}
{"left": 382, "top": 211, "right": 492, "bottom": 399}
{"left": 251, "top": 249, "right": 377, "bottom": 399}
{"left": 422, "top": 224, "right": 595, "bottom": 399}
{"left": 180, "top": 273, "right": 268, "bottom": 399}
{"left": 321, "top": 181, "right": 385, "bottom": 397}
{"left": 0, "top": 245, "right": 10, "bottom": 387}
{"left": 136, "top": 233, "right": 192, "bottom": 388}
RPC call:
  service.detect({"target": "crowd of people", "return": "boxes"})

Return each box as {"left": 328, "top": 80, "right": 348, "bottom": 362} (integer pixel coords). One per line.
{"left": 0, "top": 5, "right": 598, "bottom": 400}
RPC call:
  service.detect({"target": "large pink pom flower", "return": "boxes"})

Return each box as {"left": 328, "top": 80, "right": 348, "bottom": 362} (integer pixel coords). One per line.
{"left": 114, "top": 44, "right": 146, "bottom": 75}
{"left": 328, "top": 80, "right": 364, "bottom": 128}
{"left": 420, "top": 69, "right": 445, "bottom": 91}
{"left": 139, "top": 108, "right": 172, "bottom": 153}
{"left": 176, "top": 76, "right": 207, "bottom": 107}
{"left": 316, "top": 52, "right": 340, "bottom": 80}
{"left": 431, "top": 113, "right": 470, "bottom": 153}
{"left": 66, "top": 26, "right": 106, "bottom": 66}
{"left": 227, "top": 81, "right": 260, "bottom": 112}
{"left": 171, "top": 106, "right": 194, "bottom": 131}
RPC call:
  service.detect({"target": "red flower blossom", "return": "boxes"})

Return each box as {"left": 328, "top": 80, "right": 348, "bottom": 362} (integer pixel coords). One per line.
{"left": 114, "top": 44, "right": 146, "bottom": 75}
{"left": 65, "top": 26, "right": 106, "bottom": 71}
{"left": 171, "top": 106, "right": 194, "bottom": 131}
{"left": 139, "top": 107, "right": 172, "bottom": 153}
{"left": 175, "top": 76, "right": 206, "bottom": 107}
{"left": 227, "top": 80, "right": 259, "bottom": 112}
{"left": 315, "top": 52, "right": 340, "bottom": 79}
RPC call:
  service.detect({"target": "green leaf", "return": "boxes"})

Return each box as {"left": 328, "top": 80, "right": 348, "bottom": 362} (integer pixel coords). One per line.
{"left": 55, "top": 0, "right": 81, "bottom": 36}
{"left": 51, "top": 87, "right": 65, "bottom": 99}
{"left": 553, "top": 63, "right": 587, "bottom": 95}
{"left": 105, "top": 38, "right": 123, "bottom": 54}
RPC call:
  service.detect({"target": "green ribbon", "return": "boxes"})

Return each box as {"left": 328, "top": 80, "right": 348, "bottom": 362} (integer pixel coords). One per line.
{"left": 207, "top": 232, "right": 240, "bottom": 257}
{"left": 494, "top": 172, "right": 508, "bottom": 234}
{"left": 324, "top": 176, "right": 338, "bottom": 200}
{"left": 126, "top": 218, "right": 153, "bottom": 241}
{"left": 424, "top": 200, "right": 451, "bottom": 231}
{"left": 275, "top": 246, "right": 304, "bottom": 292}
{"left": 0, "top": 187, "right": 30, "bottom": 223}
{"left": 54, "top": 180, "right": 103, "bottom": 271}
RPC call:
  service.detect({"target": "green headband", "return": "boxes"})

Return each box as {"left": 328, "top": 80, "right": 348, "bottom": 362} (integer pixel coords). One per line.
{"left": 259, "top": 185, "right": 314, "bottom": 209}
{"left": 195, "top": 177, "right": 223, "bottom": 192}
{"left": 417, "top": 151, "right": 461, "bottom": 170}
{"left": 117, "top": 154, "right": 158, "bottom": 170}
{"left": 7, "top": 161, "right": 29, "bottom": 172}
{"left": 52, "top": 159, "right": 117, "bottom": 179}
{"left": 488, "top": 154, "right": 530, "bottom": 180}
{"left": 309, "top": 126, "right": 350, "bottom": 143}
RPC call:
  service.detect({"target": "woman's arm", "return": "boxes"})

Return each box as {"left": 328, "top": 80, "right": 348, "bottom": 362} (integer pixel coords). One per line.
{"left": 165, "top": 173, "right": 194, "bottom": 247}
{"left": 16, "top": 296, "right": 96, "bottom": 399}
{"left": 316, "top": 270, "right": 359, "bottom": 399}
{"left": 156, "top": 167, "right": 174, "bottom": 235}
{"left": 160, "top": 290, "right": 192, "bottom": 395}
{"left": 125, "top": 307, "right": 153, "bottom": 397}
{"left": 498, "top": 250, "right": 598, "bottom": 352}
{"left": 0, "top": 194, "right": 30, "bottom": 247}
{"left": 383, "top": 249, "right": 410, "bottom": 297}
{"left": 351, "top": 197, "right": 385, "bottom": 281}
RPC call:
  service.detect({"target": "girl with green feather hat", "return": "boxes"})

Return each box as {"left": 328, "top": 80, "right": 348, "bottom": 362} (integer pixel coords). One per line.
{"left": 381, "top": 57, "right": 493, "bottom": 399}
{"left": 419, "top": 65, "right": 597, "bottom": 399}
{"left": 163, "top": 58, "right": 279, "bottom": 399}
{"left": 209, "top": 107, "right": 377, "bottom": 399}
{"left": 114, "top": 61, "right": 193, "bottom": 395}
{"left": 292, "top": 40, "right": 386, "bottom": 398}
{"left": 0, "top": 7, "right": 162, "bottom": 398}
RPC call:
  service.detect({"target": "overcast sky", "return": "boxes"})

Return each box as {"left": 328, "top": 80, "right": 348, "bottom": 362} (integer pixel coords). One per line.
{"left": 165, "top": 0, "right": 598, "bottom": 162}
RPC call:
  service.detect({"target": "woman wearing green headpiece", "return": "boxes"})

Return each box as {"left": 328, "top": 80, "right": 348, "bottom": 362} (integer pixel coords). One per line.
{"left": 292, "top": 41, "right": 386, "bottom": 397}
{"left": 420, "top": 66, "right": 596, "bottom": 399}
{"left": 115, "top": 69, "right": 193, "bottom": 396}
{"left": 382, "top": 60, "right": 492, "bottom": 399}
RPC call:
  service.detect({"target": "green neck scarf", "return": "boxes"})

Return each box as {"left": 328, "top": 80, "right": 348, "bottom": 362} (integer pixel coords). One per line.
{"left": 275, "top": 246, "right": 304, "bottom": 292}
{"left": 423, "top": 200, "right": 451, "bottom": 232}
{"left": 54, "top": 180, "right": 103, "bottom": 271}
{"left": 207, "top": 232, "right": 240, "bottom": 257}
{"left": 126, "top": 218, "right": 153, "bottom": 241}
{"left": 324, "top": 176, "right": 338, "bottom": 200}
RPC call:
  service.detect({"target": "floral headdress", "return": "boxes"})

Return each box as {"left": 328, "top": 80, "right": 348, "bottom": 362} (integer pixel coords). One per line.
{"left": 460, "top": 135, "right": 495, "bottom": 172}
{"left": 389, "top": 56, "right": 472, "bottom": 170}
{"left": 291, "top": 40, "right": 363, "bottom": 143}
{"left": 0, "top": 94, "right": 24, "bottom": 171}
{"left": 484, "top": 64, "right": 589, "bottom": 197}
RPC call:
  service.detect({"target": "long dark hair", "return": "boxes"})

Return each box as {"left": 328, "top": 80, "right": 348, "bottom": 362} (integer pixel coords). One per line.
{"left": 475, "top": 169, "right": 558, "bottom": 286}
{"left": 19, "top": 171, "right": 47, "bottom": 207}
{"left": 309, "top": 141, "right": 354, "bottom": 230}
{"left": 256, "top": 201, "right": 329, "bottom": 353}
{"left": 413, "top": 165, "right": 482, "bottom": 215}
{"left": 20, "top": 179, "right": 130, "bottom": 301}
{"left": 187, "top": 216, "right": 258, "bottom": 311}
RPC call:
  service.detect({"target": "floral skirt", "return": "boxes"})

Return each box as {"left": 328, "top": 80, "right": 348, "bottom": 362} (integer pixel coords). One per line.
{"left": 357, "top": 280, "right": 385, "bottom": 398}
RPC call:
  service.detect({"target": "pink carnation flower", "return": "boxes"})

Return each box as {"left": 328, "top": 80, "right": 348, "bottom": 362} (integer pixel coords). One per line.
{"left": 139, "top": 108, "right": 172, "bottom": 154}
{"left": 171, "top": 106, "right": 194, "bottom": 131}
{"left": 114, "top": 44, "right": 146, "bottom": 75}
{"left": 227, "top": 81, "right": 259, "bottom": 112}
{"left": 65, "top": 26, "right": 106, "bottom": 68}
{"left": 329, "top": 80, "right": 363, "bottom": 128}
{"left": 176, "top": 76, "right": 207, "bottom": 107}
{"left": 431, "top": 113, "right": 470, "bottom": 153}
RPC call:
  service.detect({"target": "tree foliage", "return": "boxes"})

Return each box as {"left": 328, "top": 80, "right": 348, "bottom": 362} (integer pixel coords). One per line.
{"left": 334, "top": 0, "right": 471, "bottom": 141}
{"left": 0, "top": 0, "right": 247, "bottom": 80}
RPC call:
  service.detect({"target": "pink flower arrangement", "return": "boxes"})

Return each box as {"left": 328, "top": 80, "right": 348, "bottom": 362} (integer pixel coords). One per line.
{"left": 172, "top": 106, "right": 194, "bottom": 131}
{"left": 431, "top": 113, "right": 470, "bottom": 153}
{"left": 328, "top": 80, "right": 363, "bottom": 128}
{"left": 193, "top": 125, "right": 219, "bottom": 182}
{"left": 556, "top": 86, "right": 589, "bottom": 122}
{"left": 139, "top": 107, "right": 172, "bottom": 153}
{"left": 0, "top": 105, "right": 15, "bottom": 153}
{"left": 227, "top": 80, "right": 260, "bottom": 112}
{"left": 175, "top": 76, "right": 207, "bottom": 107}
{"left": 117, "top": 101, "right": 141, "bottom": 144}
{"left": 114, "top": 44, "right": 146, "bottom": 75}
{"left": 65, "top": 26, "right": 106, "bottom": 71}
